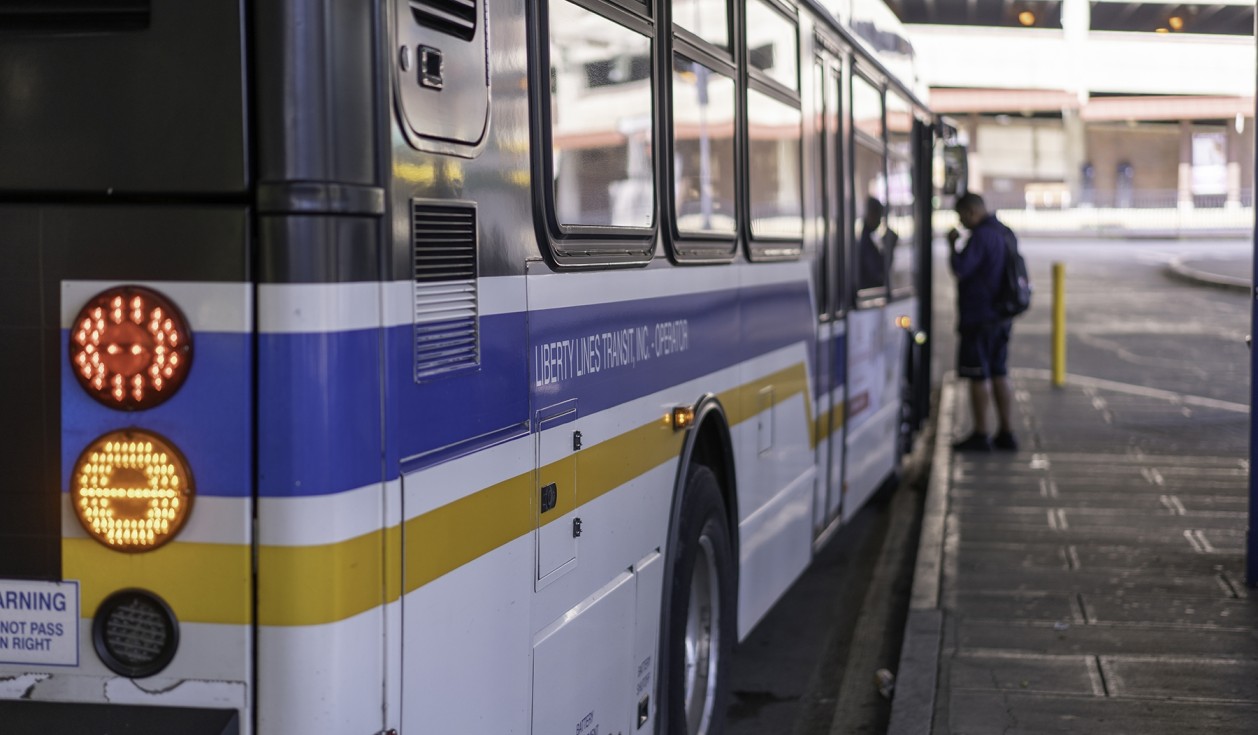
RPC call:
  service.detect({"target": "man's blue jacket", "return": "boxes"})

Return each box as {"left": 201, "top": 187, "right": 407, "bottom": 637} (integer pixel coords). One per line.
{"left": 950, "top": 214, "right": 1011, "bottom": 330}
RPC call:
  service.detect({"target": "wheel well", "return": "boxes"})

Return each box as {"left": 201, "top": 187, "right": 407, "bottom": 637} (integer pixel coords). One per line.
{"left": 688, "top": 408, "right": 738, "bottom": 562}
{"left": 656, "top": 400, "right": 740, "bottom": 735}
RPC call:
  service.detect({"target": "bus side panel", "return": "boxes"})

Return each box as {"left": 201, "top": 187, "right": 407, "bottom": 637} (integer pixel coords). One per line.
{"left": 253, "top": 228, "right": 390, "bottom": 734}
{"left": 734, "top": 266, "right": 819, "bottom": 639}
{"left": 843, "top": 306, "right": 899, "bottom": 516}
{"left": 825, "top": 321, "right": 849, "bottom": 523}
{"left": 250, "top": 0, "right": 394, "bottom": 729}
{"left": 386, "top": 0, "right": 536, "bottom": 727}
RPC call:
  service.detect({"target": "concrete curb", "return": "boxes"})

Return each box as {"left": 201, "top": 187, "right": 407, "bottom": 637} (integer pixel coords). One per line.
{"left": 1164, "top": 256, "right": 1251, "bottom": 293}
{"left": 886, "top": 377, "right": 956, "bottom": 735}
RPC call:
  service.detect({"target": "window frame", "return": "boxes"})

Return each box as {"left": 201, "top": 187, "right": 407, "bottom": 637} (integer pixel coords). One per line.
{"left": 813, "top": 57, "right": 831, "bottom": 320}
{"left": 670, "top": 0, "right": 733, "bottom": 59}
{"left": 849, "top": 67, "right": 888, "bottom": 308}
{"left": 742, "top": 0, "right": 803, "bottom": 261}
{"left": 529, "top": 0, "right": 661, "bottom": 268}
{"left": 813, "top": 48, "right": 848, "bottom": 320}
{"left": 744, "top": 0, "right": 801, "bottom": 95}
{"left": 885, "top": 88, "right": 916, "bottom": 301}
{"left": 666, "top": 34, "right": 742, "bottom": 262}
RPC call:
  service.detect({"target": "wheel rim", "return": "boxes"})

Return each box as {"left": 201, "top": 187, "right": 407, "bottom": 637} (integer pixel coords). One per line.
{"left": 683, "top": 532, "right": 721, "bottom": 735}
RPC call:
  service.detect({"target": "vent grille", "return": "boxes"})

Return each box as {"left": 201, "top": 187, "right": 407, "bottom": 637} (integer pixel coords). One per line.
{"left": 413, "top": 202, "right": 479, "bottom": 380}
{"left": 409, "top": 0, "right": 476, "bottom": 41}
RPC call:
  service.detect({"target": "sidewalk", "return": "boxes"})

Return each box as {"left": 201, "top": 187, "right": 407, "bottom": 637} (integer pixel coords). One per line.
{"left": 889, "top": 370, "right": 1258, "bottom": 735}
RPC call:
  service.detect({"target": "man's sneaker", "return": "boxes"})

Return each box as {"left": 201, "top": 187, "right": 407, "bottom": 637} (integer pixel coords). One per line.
{"left": 952, "top": 432, "right": 992, "bottom": 452}
{"left": 992, "top": 431, "right": 1019, "bottom": 451}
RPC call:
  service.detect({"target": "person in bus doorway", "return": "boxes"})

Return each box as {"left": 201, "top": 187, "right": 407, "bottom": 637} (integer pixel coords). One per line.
{"left": 947, "top": 192, "right": 1018, "bottom": 452}
{"left": 858, "top": 196, "right": 887, "bottom": 291}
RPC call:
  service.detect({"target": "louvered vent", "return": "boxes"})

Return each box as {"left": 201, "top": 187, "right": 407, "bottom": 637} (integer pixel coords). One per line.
{"left": 413, "top": 202, "right": 480, "bottom": 380}
{"left": 409, "top": 0, "right": 476, "bottom": 41}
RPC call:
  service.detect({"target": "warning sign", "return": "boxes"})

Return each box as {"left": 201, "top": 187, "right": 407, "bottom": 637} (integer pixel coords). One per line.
{"left": 0, "top": 580, "right": 79, "bottom": 667}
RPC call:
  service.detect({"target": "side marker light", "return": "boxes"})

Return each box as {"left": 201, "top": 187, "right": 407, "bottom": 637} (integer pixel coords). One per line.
{"left": 671, "top": 406, "right": 695, "bottom": 431}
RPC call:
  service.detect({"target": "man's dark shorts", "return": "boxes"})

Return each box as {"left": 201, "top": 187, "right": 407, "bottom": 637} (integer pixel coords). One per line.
{"left": 958, "top": 322, "right": 1011, "bottom": 380}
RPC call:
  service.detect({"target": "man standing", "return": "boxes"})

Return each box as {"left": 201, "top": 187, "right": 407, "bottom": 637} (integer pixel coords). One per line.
{"left": 948, "top": 192, "right": 1017, "bottom": 451}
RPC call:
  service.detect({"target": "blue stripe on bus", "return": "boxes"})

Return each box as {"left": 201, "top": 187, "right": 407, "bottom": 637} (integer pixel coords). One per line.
{"left": 256, "top": 327, "right": 386, "bottom": 498}
{"left": 62, "top": 281, "right": 818, "bottom": 499}
{"left": 257, "top": 281, "right": 816, "bottom": 496}
{"left": 61, "top": 332, "right": 254, "bottom": 498}
{"left": 525, "top": 286, "right": 746, "bottom": 415}
{"left": 387, "top": 311, "right": 531, "bottom": 473}
{"left": 520, "top": 283, "right": 815, "bottom": 412}
{"left": 254, "top": 313, "right": 534, "bottom": 498}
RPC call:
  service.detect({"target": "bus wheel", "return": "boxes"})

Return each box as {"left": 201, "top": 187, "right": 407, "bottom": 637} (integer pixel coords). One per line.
{"left": 664, "top": 464, "right": 735, "bottom": 735}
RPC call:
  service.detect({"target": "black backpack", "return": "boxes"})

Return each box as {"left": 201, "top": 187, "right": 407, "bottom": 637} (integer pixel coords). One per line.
{"left": 996, "top": 227, "right": 1031, "bottom": 319}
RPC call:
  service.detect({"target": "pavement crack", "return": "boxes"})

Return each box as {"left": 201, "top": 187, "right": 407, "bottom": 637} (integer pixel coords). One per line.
{"left": 998, "top": 688, "right": 1021, "bottom": 735}
{"left": 986, "top": 665, "right": 1022, "bottom": 734}
{"left": 1091, "top": 656, "right": 1112, "bottom": 697}
{"left": 1218, "top": 572, "right": 1241, "bottom": 599}
{"left": 1075, "top": 593, "right": 1091, "bottom": 624}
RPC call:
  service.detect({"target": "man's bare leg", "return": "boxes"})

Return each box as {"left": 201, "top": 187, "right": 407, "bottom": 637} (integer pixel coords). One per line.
{"left": 969, "top": 379, "right": 991, "bottom": 435}
{"left": 992, "top": 376, "right": 1014, "bottom": 435}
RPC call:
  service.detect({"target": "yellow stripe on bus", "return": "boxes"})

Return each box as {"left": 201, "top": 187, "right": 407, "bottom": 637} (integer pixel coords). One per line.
{"left": 403, "top": 471, "right": 535, "bottom": 591}
{"left": 64, "top": 537, "right": 251, "bottom": 626}
{"left": 67, "top": 362, "right": 828, "bottom": 627}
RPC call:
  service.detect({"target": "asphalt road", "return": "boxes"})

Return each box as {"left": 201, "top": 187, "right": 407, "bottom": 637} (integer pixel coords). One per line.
{"left": 723, "top": 236, "right": 1252, "bottom": 735}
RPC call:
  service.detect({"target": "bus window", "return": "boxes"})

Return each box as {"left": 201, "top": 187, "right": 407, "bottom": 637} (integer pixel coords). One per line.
{"left": 673, "top": 0, "right": 730, "bottom": 51}
{"left": 746, "top": 0, "right": 799, "bottom": 91}
{"left": 851, "top": 73, "right": 884, "bottom": 140}
{"left": 672, "top": 56, "right": 738, "bottom": 236}
{"left": 886, "top": 155, "right": 914, "bottom": 294}
{"left": 549, "top": 0, "right": 654, "bottom": 229}
{"left": 852, "top": 74, "right": 887, "bottom": 303}
{"left": 747, "top": 89, "right": 803, "bottom": 240}
{"left": 887, "top": 92, "right": 915, "bottom": 296}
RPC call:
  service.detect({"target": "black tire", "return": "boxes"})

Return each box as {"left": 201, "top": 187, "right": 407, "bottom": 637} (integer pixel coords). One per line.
{"left": 660, "top": 464, "right": 736, "bottom": 735}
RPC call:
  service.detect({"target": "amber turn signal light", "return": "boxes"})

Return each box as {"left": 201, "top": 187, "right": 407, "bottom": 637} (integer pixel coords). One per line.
{"left": 70, "top": 286, "right": 192, "bottom": 410}
{"left": 72, "top": 430, "right": 194, "bottom": 552}
{"left": 671, "top": 406, "right": 695, "bottom": 431}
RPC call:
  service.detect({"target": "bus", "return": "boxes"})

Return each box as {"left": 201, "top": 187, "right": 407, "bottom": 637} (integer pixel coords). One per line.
{"left": 0, "top": 0, "right": 937, "bottom": 733}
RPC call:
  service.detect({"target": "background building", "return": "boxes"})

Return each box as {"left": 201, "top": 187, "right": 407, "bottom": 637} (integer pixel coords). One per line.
{"left": 889, "top": 0, "right": 1254, "bottom": 231}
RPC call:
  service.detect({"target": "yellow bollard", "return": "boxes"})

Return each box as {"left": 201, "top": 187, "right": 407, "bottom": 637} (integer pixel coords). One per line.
{"left": 1052, "top": 262, "right": 1066, "bottom": 387}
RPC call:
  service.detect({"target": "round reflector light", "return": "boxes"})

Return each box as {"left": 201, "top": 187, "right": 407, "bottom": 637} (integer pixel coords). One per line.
{"left": 71, "top": 430, "right": 194, "bottom": 552}
{"left": 92, "top": 589, "right": 180, "bottom": 678}
{"left": 70, "top": 286, "right": 192, "bottom": 410}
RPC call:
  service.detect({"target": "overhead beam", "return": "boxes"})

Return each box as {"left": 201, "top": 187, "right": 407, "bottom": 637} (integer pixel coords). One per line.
{"left": 1090, "top": 0, "right": 1250, "bottom": 5}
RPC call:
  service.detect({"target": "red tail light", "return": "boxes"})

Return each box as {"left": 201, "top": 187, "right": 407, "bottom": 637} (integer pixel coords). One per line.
{"left": 70, "top": 286, "right": 192, "bottom": 410}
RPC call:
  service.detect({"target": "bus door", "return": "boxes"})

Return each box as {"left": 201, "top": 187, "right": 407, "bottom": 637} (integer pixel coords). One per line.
{"left": 845, "top": 72, "right": 896, "bottom": 515}
{"left": 812, "top": 51, "right": 847, "bottom": 538}
{"left": 885, "top": 92, "right": 920, "bottom": 456}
